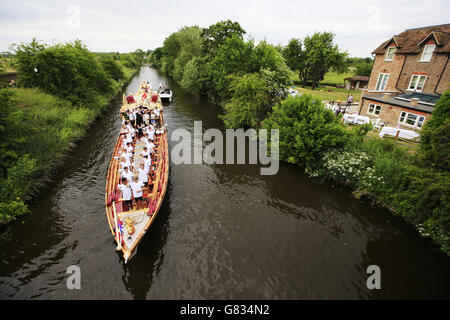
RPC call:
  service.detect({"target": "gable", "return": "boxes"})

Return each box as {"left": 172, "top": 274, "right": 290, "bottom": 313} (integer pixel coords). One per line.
{"left": 372, "top": 24, "right": 450, "bottom": 55}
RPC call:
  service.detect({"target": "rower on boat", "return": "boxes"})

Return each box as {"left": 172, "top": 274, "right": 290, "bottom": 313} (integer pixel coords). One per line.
{"left": 129, "top": 175, "right": 145, "bottom": 210}
{"left": 118, "top": 177, "right": 133, "bottom": 211}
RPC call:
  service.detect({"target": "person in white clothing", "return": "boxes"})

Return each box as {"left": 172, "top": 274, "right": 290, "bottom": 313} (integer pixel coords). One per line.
{"left": 130, "top": 175, "right": 145, "bottom": 209}
{"left": 139, "top": 133, "right": 148, "bottom": 144}
{"left": 147, "top": 128, "right": 155, "bottom": 141}
{"left": 125, "top": 142, "right": 133, "bottom": 153}
{"left": 138, "top": 163, "right": 149, "bottom": 186}
{"left": 143, "top": 154, "right": 152, "bottom": 172}
{"left": 140, "top": 146, "right": 151, "bottom": 158}
{"left": 119, "top": 166, "right": 133, "bottom": 182}
{"left": 143, "top": 110, "right": 150, "bottom": 126}
{"left": 122, "top": 150, "right": 133, "bottom": 164}
{"left": 127, "top": 110, "right": 135, "bottom": 124}
{"left": 119, "top": 156, "right": 131, "bottom": 169}
{"left": 146, "top": 139, "right": 155, "bottom": 151}
{"left": 126, "top": 123, "right": 135, "bottom": 136}
{"left": 118, "top": 177, "right": 133, "bottom": 211}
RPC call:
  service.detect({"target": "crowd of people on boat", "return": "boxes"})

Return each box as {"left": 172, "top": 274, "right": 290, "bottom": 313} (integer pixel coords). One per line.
{"left": 117, "top": 83, "right": 166, "bottom": 212}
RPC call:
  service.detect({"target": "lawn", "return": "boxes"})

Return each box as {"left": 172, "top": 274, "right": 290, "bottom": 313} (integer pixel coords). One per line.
{"left": 321, "top": 67, "right": 356, "bottom": 86}
{"left": 289, "top": 67, "right": 356, "bottom": 86}
{"left": 289, "top": 67, "right": 362, "bottom": 101}
{"left": 0, "top": 57, "right": 16, "bottom": 74}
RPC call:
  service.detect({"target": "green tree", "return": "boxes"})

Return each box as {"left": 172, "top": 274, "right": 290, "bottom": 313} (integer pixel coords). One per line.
{"left": 302, "top": 32, "right": 349, "bottom": 89}
{"left": 159, "top": 26, "right": 203, "bottom": 81}
{"left": 221, "top": 73, "right": 269, "bottom": 129}
{"left": 172, "top": 26, "right": 203, "bottom": 82}
{"left": 355, "top": 60, "right": 373, "bottom": 76}
{"left": 282, "top": 38, "right": 308, "bottom": 84}
{"left": 12, "top": 39, "right": 113, "bottom": 105}
{"left": 420, "top": 89, "right": 450, "bottom": 171}
{"left": 100, "top": 56, "right": 125, "bottom": 81}
{"left": 150, "top": 47, "right": 163, "bottom": 68}
{"left": 180, "top": 57, "right": 201, "bottom": 92}
{"left": 201, "top": 20, "right": 246, "bottom": 55}
{"left": 208, "top": 35, "right": 255, "bottom": 102}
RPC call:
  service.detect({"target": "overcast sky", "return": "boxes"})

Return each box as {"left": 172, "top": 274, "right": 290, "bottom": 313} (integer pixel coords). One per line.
{"left": 1, "top": 0, "right": 449, "bottom": 57}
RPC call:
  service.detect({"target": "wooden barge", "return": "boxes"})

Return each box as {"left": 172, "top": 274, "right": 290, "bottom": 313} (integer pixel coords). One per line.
{"left": 105, "top": 81, "right": 169, "bottom": 263}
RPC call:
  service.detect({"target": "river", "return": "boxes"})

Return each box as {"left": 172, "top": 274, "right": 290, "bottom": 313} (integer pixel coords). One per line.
{"left": 0, "top": 67, "right": 449, "bottom": 299}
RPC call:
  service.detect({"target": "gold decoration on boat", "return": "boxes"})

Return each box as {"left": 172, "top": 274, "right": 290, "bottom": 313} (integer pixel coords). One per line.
{"left": 125, "top": 218, "right": 135, "bottom": 235}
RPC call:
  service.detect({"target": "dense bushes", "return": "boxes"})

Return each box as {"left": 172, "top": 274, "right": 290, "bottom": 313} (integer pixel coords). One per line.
{"left": 262, "top": 93, "right": 450, "bottom": 255}
{"left": 263, "top": 95, "right": 348, "bottom": 166}
{"left": 0, "top": 89, "right": 33, "bottom": 176}
{"left": 0, "top": 40, "right": 143, "bottom": 225}
{"left": 151, "top": 21, "right": 291, "bottom": 124}
{"left": 100, "top": 56, "right": 125, "bottom": 81}
{"left": 12, "top": 40, "right": 114, "bottom": 106}
{"left": 0, "top": 88, "right": 95, "bottom": 224}
{"left": 420, "top": 89, "right": 450, "bottom": 172}
{"left": 11, "top": 40, "right": 144, "bottom": 107}
{"left": 220, "top": 73, "right": 267, "bottom": 129}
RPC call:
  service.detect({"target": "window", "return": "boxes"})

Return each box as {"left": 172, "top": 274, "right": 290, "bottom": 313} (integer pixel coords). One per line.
{"left": 375, "top": 73, "right": 389, "bottom": 91}
{"left": 368, "top": 103, "right": 382, "bottom": 116}
{"left": 408, "top": 75, "right": 427, "bottom": 92}
{"left": 385, "top": 47, "right": 396, "bottom": 61}
{"left": 399, "top": 111, "right": 426, "bottom": 128}
{"left": 420, "top": 44, "right": 435, "bottom": 62}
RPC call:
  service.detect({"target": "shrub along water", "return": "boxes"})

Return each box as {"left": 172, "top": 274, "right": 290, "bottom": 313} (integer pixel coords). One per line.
{"left": 263, "top": 93, "right": 450, "bottom": 255}
{"left": 0, "top": 40, "right": 143, "bottom": 225}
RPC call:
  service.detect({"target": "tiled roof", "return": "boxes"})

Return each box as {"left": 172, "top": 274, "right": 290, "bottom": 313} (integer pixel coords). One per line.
{"left": 344, "top": 76, "right": 369, "bottom": 81}
{"left": 372, "top": 24, "right": 450, "bottom": 54}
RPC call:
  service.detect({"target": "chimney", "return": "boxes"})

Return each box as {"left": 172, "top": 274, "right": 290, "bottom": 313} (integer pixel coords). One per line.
{"left": 410, "top": 98, "right": 420, "bottom": 106}
{"left": 382, "top": 92, "right": 391, "bottom": 100}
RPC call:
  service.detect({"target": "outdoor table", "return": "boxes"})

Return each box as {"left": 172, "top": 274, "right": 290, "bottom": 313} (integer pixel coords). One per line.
{"left": 342, "top": 114, "right": 370, "bottom": 125}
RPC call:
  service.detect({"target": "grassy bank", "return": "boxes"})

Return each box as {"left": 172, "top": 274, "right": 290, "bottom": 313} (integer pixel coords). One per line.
{"left": 0, "top": 40, "right": 143, "bottom": 225}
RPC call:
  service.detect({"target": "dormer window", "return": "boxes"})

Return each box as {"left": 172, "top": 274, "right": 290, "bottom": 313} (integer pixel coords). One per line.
{"left": 420, "top": 44, "right": 435, "bottom": 62}
{"left": 385, "top": 47, "right": 396, "bottom": 61}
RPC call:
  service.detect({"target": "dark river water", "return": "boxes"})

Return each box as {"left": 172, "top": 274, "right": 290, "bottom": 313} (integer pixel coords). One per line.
{"left": 0, "top": 67, "right": 449, "bottom": 299}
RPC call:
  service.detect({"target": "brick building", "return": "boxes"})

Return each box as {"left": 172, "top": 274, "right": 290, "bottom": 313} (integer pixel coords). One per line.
{"left": 358, "top": 24, "right": 450, "bottom": 130}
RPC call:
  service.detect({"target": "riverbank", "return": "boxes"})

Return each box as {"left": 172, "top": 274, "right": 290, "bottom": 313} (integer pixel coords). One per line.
{"left": 152, "top": 55, "right": 449, "bottom": 256}
{"left": 149, "top": 21, "right": 449, "bottom": 256}
{"left": 0, "top": 61, "right": 140, "bottom": 225}
{"left": 263, "top": 94, "right": 449, "bottom": 256}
